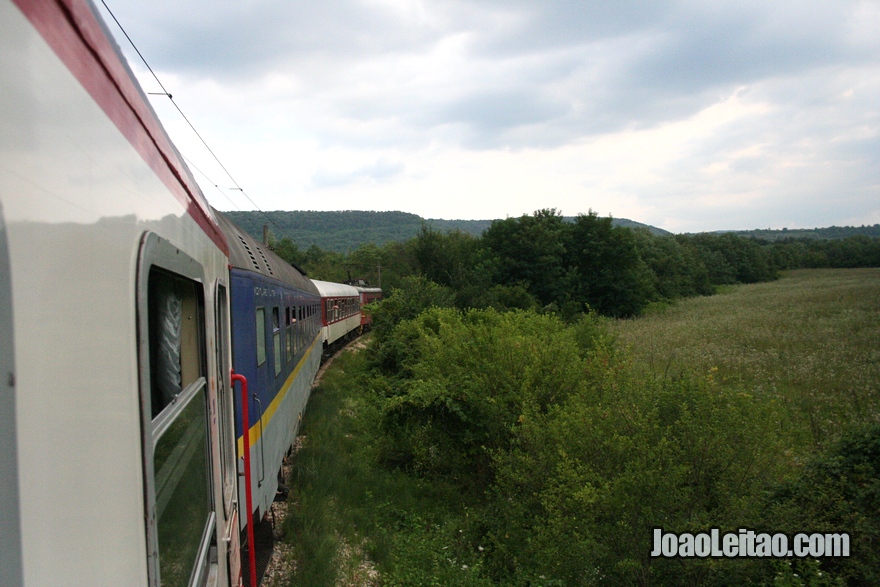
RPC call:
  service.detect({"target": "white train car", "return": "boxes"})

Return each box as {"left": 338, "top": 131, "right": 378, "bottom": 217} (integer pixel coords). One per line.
{"left": 1, "top": 0, "right": 241, "bottom": 585}
{"left": 312, "top": 279, "right": 362, "bottom": 348}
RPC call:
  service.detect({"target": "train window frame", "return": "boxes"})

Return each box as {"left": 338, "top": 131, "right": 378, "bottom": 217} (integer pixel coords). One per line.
{"left": 214, "top": 284, "right": 236, "bottom": 519}
{"left": 135, "top": 233, "right": 215, "bottom": 587}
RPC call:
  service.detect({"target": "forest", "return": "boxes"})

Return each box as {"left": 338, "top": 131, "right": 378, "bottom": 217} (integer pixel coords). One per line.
{"left": 269, "top": 210, "right": 879, "bottom": 587}
{"left": 266, "top": 209, "right": 880, "bottom": 319}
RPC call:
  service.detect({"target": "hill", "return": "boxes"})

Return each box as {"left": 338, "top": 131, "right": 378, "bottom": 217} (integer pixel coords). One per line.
{"left": 222, "top": 210, "right": 670, "bottom": 252}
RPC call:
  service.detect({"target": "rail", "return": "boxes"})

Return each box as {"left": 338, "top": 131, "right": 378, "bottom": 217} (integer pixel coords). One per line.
{"left": 231, "top": 371, "right": 257, "bottom": 587}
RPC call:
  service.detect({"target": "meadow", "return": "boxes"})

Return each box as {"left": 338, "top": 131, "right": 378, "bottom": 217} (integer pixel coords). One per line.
{"left": 283, "top": 268, "right": 880, "bottom": 586}
{"left": 609, "top": 268, "right": 880, "bottom": 449}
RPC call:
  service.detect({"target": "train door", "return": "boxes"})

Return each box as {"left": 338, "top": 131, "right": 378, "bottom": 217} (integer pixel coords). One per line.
{"left": 137, "top": 234, "right": 218, "bottom": 587}
{"left": 215, "top": 284, "right": 242, "bottom": 585}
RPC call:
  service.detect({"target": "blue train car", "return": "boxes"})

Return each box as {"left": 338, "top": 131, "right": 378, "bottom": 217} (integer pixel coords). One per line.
{"left": 215, "top": 211, "right": 322, "bottom": 524}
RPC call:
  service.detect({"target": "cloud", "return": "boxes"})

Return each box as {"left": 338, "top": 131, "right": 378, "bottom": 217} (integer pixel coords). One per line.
{"left": 310, "top": 157, "right": 405, "bottom": 188}
{"left": 102, "top": 0, "right": 880, "bottom": 230}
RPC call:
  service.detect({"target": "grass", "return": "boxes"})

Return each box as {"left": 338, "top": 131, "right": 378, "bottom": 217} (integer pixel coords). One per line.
{"left": 608, "top": 268, "right": 880, "bottom": 448}
{"left": 281, "top": 345, "right": 492, "bottom": 587}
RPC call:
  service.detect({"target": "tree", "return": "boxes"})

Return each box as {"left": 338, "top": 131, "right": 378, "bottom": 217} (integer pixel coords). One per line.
{"left": 567, "top": 212, "right": 654, "bottom": 317}
{"left": 482, "top": 209, "right": 573, "bottom": 307}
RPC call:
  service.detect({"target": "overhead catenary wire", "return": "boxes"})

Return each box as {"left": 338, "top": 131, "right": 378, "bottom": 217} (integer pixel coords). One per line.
{"left": 99, "top": 0, "right": 280, "bottom": 233}
{"left": 183, "top": 155, "right": 243, "bottom": 211}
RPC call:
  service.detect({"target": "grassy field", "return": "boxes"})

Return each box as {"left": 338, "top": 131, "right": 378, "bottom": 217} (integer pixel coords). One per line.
{"left": 608, "top": 268, "right": 880, "bottom": 448}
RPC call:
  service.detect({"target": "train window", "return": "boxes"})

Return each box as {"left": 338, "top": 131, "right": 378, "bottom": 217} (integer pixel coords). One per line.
{"left": 148, "top": 269, "right": 204, "bottom": 418}
{"left": 147, "top": 269, "right": 211, "bottom": 587}
{"left": 152, "top": 384, "right": 211, "bottom": 587}
{"left": 255, "top": 307, "right": 266, "bottom": 366}
{"left": 272, "top": 307, "right": 281, "bottom": 377}
{"left": 285, "top": 307, "right": 293, "bottom": 362}
{"left": 137, "top": 234, "right": 215, "bottom": 587}
{"left": 297, "top": 306, "right": 303, "bottom": 351}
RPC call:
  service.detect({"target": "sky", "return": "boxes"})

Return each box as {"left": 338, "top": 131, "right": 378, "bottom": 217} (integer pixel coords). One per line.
{"left": 99, "top": 0, "right": 879, "bottom": 233}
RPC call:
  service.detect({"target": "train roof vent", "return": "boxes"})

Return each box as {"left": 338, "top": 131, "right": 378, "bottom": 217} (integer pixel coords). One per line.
{"left": 255, "top": 245, "right": 274, "bottom": 276}
{"left": 237, "top": 234, "right": 261, "bottom": 272}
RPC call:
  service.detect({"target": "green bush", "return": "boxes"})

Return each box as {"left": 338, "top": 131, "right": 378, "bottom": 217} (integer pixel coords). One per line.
{"left": 369, "top": 308, "right": 612, "bottom": 489}
{"left": 485, "top": 370, "right": 786, "bottom": 586}
{"left": 763, "top": 423, "right": 880, "bottom": 586}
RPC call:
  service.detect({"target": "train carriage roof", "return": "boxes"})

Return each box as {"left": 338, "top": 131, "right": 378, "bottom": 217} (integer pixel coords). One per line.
{"left": 213, "top": 209, "right": 318, "bottom": 295}
{"left": 311, "top": 280, "right": 360, "bottom": 298}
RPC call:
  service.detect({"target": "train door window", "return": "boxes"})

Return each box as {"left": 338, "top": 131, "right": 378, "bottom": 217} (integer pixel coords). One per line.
{"left": 272, "top": 307, "right": 281, "bottom": 377}
{"left": 255, "top": 308, "right": 266, "bottom": 367}
{"left": 137, "top": 234, "right": 214, "bottom": 587}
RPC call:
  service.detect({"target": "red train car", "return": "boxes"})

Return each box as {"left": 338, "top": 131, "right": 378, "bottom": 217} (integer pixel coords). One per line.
{"left": 350, "top": 281, "right": 383, "bottom": 328}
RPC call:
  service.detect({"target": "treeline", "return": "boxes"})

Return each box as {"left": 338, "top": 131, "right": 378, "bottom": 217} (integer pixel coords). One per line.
{"left": 730, "top": 224, "right": 880, "bottom": 241}
{"left": 271, "top": 208, "right": 880, "bottom": 318}
{"left": 223, "top": 209, "right": 669, "bottom": 253}
{"left": 766, "top": 235, "right": 880, "bottom": 270}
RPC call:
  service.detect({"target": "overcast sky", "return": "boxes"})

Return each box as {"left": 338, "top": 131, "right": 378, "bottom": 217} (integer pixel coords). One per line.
{"left": 100, "top": 0, "right": 878, "bottom": 232}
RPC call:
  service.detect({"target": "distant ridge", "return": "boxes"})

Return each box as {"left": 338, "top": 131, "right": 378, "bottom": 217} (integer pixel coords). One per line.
{"left": 222, "top": 210, "right": 670, "bottom": 252}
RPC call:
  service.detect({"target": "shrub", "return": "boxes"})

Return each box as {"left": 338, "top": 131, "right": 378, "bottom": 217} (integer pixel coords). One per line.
{"left": 486, "top": 370, "right": 785, "bottom": 586}
{"left": 371, "top": 308, "right": 607, "bottom": 489}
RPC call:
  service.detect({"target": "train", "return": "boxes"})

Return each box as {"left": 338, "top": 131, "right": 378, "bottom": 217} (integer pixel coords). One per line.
{"left": 0, "top": 1, "right": 379, "bottom": 586}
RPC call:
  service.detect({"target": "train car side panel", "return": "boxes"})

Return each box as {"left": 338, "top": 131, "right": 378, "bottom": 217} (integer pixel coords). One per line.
{"left": 228, "top": 267, "right": 321, "bottom": 524}
{"left": 1, "top": 1, "right": 235, "bottom": 585}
